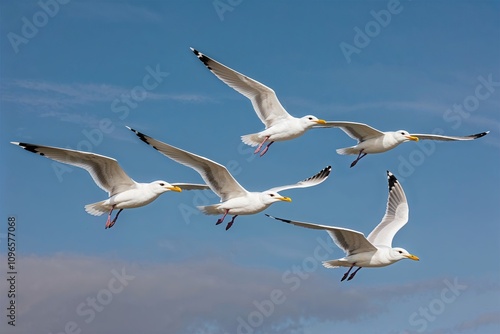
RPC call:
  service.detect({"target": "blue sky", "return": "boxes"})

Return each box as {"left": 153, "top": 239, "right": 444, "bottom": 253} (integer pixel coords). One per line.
{"left": 1, "top": 1, "right": 499, "bottom": 333}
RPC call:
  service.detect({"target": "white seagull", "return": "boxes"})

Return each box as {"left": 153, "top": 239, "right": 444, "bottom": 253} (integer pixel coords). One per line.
{"left": 11, "top": 142, "right": 209, "bottom": 229}
{"left": 267, "top": 171, "right": 419, "bottom": 281}
{"left": 190, "top": 47, "right": 328, "bottom": 156}
{"left": 127, "top": 127, "right": 331, "bottom": 230}
{"left": 323, "top": 121, "right": 489, "bottom": 167}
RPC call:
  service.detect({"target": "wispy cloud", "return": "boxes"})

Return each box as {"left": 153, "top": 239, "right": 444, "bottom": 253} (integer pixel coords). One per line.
{"left": 0, "top": 79, "right": 213, "bottom": 111}
{"left": 3, "top": 254, "right": 498, "bottom": 334}
{"left": 454, "top": 312, "right": 500, "bottom": 332}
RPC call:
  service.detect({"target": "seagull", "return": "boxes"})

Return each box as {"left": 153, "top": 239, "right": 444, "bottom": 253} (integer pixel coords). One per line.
{"left": 127, "top": 127, "right": 331, "bottom": 230}
{"left": 267, "top": 171, "right": 419, "bottom": 281}
{"left": 190, "top": 47, "right": 328, "bottom": 156}
{"left": 11, "top": 142, "right": 209, "bottom": 229}
{"left": 323, "top": 121, "right": 489, "bottom": 167}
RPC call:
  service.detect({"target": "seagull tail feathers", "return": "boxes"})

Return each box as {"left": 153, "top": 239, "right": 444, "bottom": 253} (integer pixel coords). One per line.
{"left": 336, "top": 147, "right": 358, "bottom": 156}
{"left": 322, "top": 260, "right": 342, "bottom": 269}
{"left": 85, "top": 201, "right": 110, "bottom": 216}
{"left": 241, "top": 133, "right": 261, "bottom": 147}
{"left": 197, "top": 205, "right": 221, "bottom": 215}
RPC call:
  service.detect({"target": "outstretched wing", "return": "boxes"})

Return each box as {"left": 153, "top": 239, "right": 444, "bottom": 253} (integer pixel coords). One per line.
{"left": 268, "top": 166, "right": 331, "bottom": 193}
{"left": 410, "top": 131, "right": 489, "bottom": 141}
{"left": 11, "top": 142, "right": 136, "bottom": 196}
{"left": 367, "top": 171, "right": 409, "bottom": 247}
{"left": 171, "top": 183, "right": 210, "bottom": 190}
{"left": 322, "top": 121, "right": 384, "bottom": 142}
{"left": 127, "top": 127, "right": 248, "bottom": 201}
{"left": 267, "top": 215, "right": 377, "bottom": 256}
{"left": 190, "top": 47, "right": 293, "bottom": 128}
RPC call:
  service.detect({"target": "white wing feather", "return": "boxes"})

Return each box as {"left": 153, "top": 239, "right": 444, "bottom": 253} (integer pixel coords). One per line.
{"left": 410, "top": 131, "right": 489, "bottom": 141}
{"left": 322, "top": 121, "right": 385, "bottom": 142}
{"left": 127, "top": 127, "right": 248, "bottom": 201}
{"left": 11, "top": 142, "right": 136, "bottom": 197}
{"left": 268, "top": 166, "right": 331, "bottom": 193}
{"left": 367, "top": 171, "right": 409, "bottom": 247}
{"left": 171, "top": 183, "right": 210, "bottom": 190}
{"left": 267, "top": 215, "right": 377, "bottom": 256}
{"left": 190, "top": 48, "right": 293, "bottom": 128}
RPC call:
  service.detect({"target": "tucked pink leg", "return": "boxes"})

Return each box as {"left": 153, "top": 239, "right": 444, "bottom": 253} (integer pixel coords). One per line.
{"left": 254, "top": 136, "right": 270, "bottom": 154}
{"left": 105, "top": 209, "right": 114, "bottom": 229}
{"left": 260, "top": 141, "right": 274, "bottom": 157}
{"left": 216, "top": 210, "right": 229, "bottom": 225}
{"left": 107, "top": 209, "right": 123, "bottom": 229}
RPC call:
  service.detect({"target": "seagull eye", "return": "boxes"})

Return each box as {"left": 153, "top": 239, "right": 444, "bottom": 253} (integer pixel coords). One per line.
{"left": 398, "top": 250, "right": 403, "bottom": 254}
{"left": 308, "top": 117, "right": 313, "bottom": 120}
{"left": 270, "top": 194, "right": 275, "bottom": 197}
{"left": 159, "top": 183, "right": 165, "bottom": 186}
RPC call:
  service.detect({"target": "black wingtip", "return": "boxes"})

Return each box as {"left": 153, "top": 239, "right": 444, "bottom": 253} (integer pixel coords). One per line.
{"left": 13, "top": 142, "right": 44, "bottom": 156}
{"left": 318, "top": 165, "right": 332, "bottom": 177}
{"left": 190, "top": 48, "right": 212, "bottom": 70}
{"left": 125, "top": 126, "right": 137, "bottom": 134}
{"left": 387, "top": 171, "right": 398, "bottom": 191}
{"left": 127, "top": 127, "right": 153, "bottom": 148}
{"left": 323, "top": 165, "right": 332, "bottom": 177}
{"left": 304, "top": 165, "right": 332, "bottom": 182}
{"left": 471, "top": 131, "right": 489, "bottom": 139}
{"left": 265, "top": 214, "right": 292, "bottom": 224}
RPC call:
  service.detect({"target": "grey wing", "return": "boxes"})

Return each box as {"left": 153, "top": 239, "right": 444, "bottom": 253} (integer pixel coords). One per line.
{"left": 127, "top": 127, "right": 248, "bottom": 201}
{"left": 410, "top": 131, "right": 489, "bottom": 141}
{"left": 266, "top": 215, "right": 377, "bottom": 255}
{"left": 367, "top": 171, "right": 409, "bottom": 247}
{"left": 171, "top": 183, "right": 210, "bottom": 190}
{"left": 322, "top": 121, "right": 384, "bottom": 142}
{"left": 11, "top": 142, "right": 136, "bottom": 196}
{"left": 268, "top": 166, "right": 331, "bottom": 193}
{"left": 190, "top": 48, "right": 292, "bottom": 127}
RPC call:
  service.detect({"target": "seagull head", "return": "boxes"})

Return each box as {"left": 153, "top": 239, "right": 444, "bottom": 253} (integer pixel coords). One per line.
{"left": 260, "top": 191, "right": 292, "bottom": 205}
{"left": 391, "top": 247, "right": 419, "bottom": 262}
{"left": 302, "top": 115, "right": 327, "bottom": 127}
{"left": 151, "top": 181, "right": 182, "bottom": 194}
{"left": 395, "top": 130, "right": 419, "bottom": 143}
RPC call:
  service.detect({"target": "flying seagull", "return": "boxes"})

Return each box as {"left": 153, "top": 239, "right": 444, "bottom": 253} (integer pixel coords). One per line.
{"left": 323, "top": 121, "right": 489, "bottom": 167}
{"left": 267, "top": 171, "right": 419, "bottom": 281}
{"left": 11, "top": 142, "right": 209, "bottom": 229}
{"left": 190, "top": 47, "right": 328, "bottom": 156}
{"left": 127, "top": 126, "right": 331, "bottom": 230}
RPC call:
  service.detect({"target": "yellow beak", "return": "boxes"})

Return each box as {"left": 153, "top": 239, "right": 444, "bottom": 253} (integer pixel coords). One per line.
{"left": 167, "top": 186, "right": 182, "bottom": 192}
{"left": 405, "top": 254, "right": 420, "bottom": 261}
{"left": 407, "top": 135, "right": 419, "bottom": 142}
{"left": 316, "top": 119, "right": 327, "bottom": 125}
{"left": 279, "top": 196, "right": 292, "bottom": 202}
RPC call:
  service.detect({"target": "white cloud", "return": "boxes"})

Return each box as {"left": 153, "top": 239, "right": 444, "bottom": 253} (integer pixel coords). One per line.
{"left": 2, "top": 254, "right": 497, "bottom": 334}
